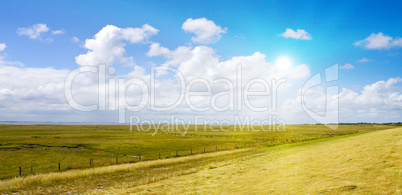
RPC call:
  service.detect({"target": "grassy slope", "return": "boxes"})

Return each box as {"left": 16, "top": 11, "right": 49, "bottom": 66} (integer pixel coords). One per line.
{"left": 101, "top": 127, "right": 402, "bottom": 194}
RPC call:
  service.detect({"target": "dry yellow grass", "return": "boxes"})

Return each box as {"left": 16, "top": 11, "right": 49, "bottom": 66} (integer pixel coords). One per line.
{"left": 1, "top": 127, "right": 400, "bottom": 194}
{"left": 100, "top": 127, "right": 401, "bottom": 194}
{"left": 0, "top": 148, "right": 256, "bottom": 193}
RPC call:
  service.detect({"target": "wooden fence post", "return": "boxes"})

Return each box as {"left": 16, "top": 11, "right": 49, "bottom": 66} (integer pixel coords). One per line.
{"left": 58, "top": 163, "right": 61, "bottom": 171}
{"left": 19, "top": 167, "right": 21, "bottom": 177}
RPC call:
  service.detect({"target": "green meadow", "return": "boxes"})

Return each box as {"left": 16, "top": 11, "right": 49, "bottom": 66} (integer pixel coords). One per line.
{"left": 0, "top": 124, "right": 390, "bottom": 180}
{"left": 0, "top": 125, "right": 399, "bottom": 194}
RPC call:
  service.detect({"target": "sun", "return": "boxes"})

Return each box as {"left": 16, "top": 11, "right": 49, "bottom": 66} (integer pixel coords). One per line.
{"left": 275, "top": 56, "right": 293, "bottom": 71}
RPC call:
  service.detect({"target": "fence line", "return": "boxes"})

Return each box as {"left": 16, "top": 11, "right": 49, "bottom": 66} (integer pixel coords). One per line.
{"left": 10, "top": 133, "right": 347, "bottom": 179}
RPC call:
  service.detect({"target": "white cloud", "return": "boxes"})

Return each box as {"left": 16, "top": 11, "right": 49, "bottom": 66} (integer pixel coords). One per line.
{"left": 71, "top": 36, "right": 80, "bottom": 43}
{"left": 147, "top": 43, "right": 171, "bottom": 57}
{"left": 182, "top": 18, "right": 227, "bottom": 44}
{"left": 75, "top": 24, "right": 158, "bottom": 67}
{"left": 0, "top": 55, "right": 24, "bottom": 67}
{"left": 51, "top": 29, "right": 65, "bottom": 35}
{"left": 340, "top": 63, "right": 354, "bottom": 69}
{"left": 121, "top": 24, "right": 159, "bottom": 43}
{"left": 2, "top": 23, "right": 401, "bottom": 124}
{"left": 392, "top": 38, "right": 402, "bottom": 47}
{"left": 0, "top": 43, "right": 6, "bottom": 51}
{"left": 0, "top": 44, "right": 24, "bottom": 66}
{"left": 281, "top": 28, "right": 312, "bottom": 40}
{"left": 2, "top": 42, "right": 401, "bottom": 123}
{"left": 339, "top": 77, "right": 402, "bottom": 110}
{"left": 287, "top": 64, "right": 311, "bottom": 78}
{"left": 281, "top": 77, "right": 402, "bottom": 123}
{"left": 354, "top": 32, "right": 402, "bottom": 49}
{"left": 17, "top": 24, "right": 50, "bottom": 39}
{"left": 146, "top": 42, "right": 311, "bottom": 115}
{"left": 0, "top": 64, "right": 71, "bottom": 113}
{"left": 357, "top": 57, "right": 372, "bottom": 63}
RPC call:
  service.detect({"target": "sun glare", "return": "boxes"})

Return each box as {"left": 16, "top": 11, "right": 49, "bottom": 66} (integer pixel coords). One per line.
{"left": 276, "top": 56, "right": 292, "bottom": 71}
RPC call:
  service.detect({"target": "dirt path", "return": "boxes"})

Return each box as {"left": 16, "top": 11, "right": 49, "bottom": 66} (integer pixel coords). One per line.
{"left": 101, "top": 128, "right": 401, "bottom": 194}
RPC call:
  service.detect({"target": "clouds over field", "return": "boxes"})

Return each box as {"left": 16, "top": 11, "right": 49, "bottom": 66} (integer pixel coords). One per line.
{"left": 1, "top": 19, "right": 401, "bottom": 123}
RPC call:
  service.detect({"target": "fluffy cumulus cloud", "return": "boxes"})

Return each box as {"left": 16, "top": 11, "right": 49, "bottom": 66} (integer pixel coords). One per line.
{"left": 338, "top": 77, "right": 402, "bottom": 121}
{"left": 75, "top": 24, "right": 158, "bottom": 67}
{"left": 354, "top": 32, "right": 402, "bottom": 49}
{"left": 0, "top": 43, "right": 6, "bottom": 51}
{"left": 1, "top": 21, "right": 401, "bottom": 123}
{"left": 281, "top": 28, "right": 312, "bottom": 40}
{"left": 146, "top": 41, "right": 311, "bottom": 81}
{"left": 0, "top": 65, "right": 71, "bottom": 112}
{"left": 146, "top": 43, "right": 171, "bottom": 57}
{"left": 182, "top": 18, "right": 227, "bottom": 44}
{"left": 1, "top": 27, "right": 312, "bottom": 123}
{"left": 340, "top": 77, "right": 402, "bottom": 108}
{"left": 340, "top": 63, "right": 354, "bottom": 69}
{"left": 142, "top": 40, "right": 314, "bottom": 123}
{"left": 0, "top": 63, "right": 111, "bottom": 121}
{"left": 17, "top": 24, "right": 50, "bottom": 39}
{"left": 0, "top": 43, "right": 104, "bottom": 121}
{"left": 281, "top": 77, "right": 402, "bottom": 123}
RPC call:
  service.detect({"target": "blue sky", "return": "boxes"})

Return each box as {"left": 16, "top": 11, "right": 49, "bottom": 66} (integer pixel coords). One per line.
{"left": 0, "top": 0, "right": 401, "bottom": 124}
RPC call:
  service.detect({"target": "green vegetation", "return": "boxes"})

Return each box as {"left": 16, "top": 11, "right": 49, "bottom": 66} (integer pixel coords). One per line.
{"left": 0, "top": 124, "right": 396, "bottom": 194}
{"left": 109, "top": 127, "right": 401, "bottom": 194}
{"left": 0, "top": 124, "right": 390, "bottom": 180}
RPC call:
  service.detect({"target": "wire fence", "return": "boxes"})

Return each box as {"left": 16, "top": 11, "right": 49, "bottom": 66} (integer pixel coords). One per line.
{"left": 8, "top": 132, "right": 355, "bottom": 179}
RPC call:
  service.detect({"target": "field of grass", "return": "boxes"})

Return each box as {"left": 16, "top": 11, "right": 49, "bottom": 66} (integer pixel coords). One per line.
{"left": 0, "top": 124, "right": 396, "bottom": 194}
{"left": 0, "top": 124, "right": 389, "bottom": 179}
{"left": 108, "top": 127, "right": 401, "bottom": 194}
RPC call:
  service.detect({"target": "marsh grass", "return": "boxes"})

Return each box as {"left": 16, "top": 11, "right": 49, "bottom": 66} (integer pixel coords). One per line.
{"left": 101, "top": 127, "right": 401, "bottom": 194}
{"left": 0, "top": 148, "right": 260, "bottom": 193}
{"left": 0, "top": 124, "right": 393, "bottom": 193}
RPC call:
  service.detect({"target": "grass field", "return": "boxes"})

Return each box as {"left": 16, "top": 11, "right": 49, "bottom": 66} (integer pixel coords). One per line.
{"left": 0, "top": 124, "right": 397, "bottom": 194}
{"left": 105, "top": 127, "right": 401, "bottom": 194}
